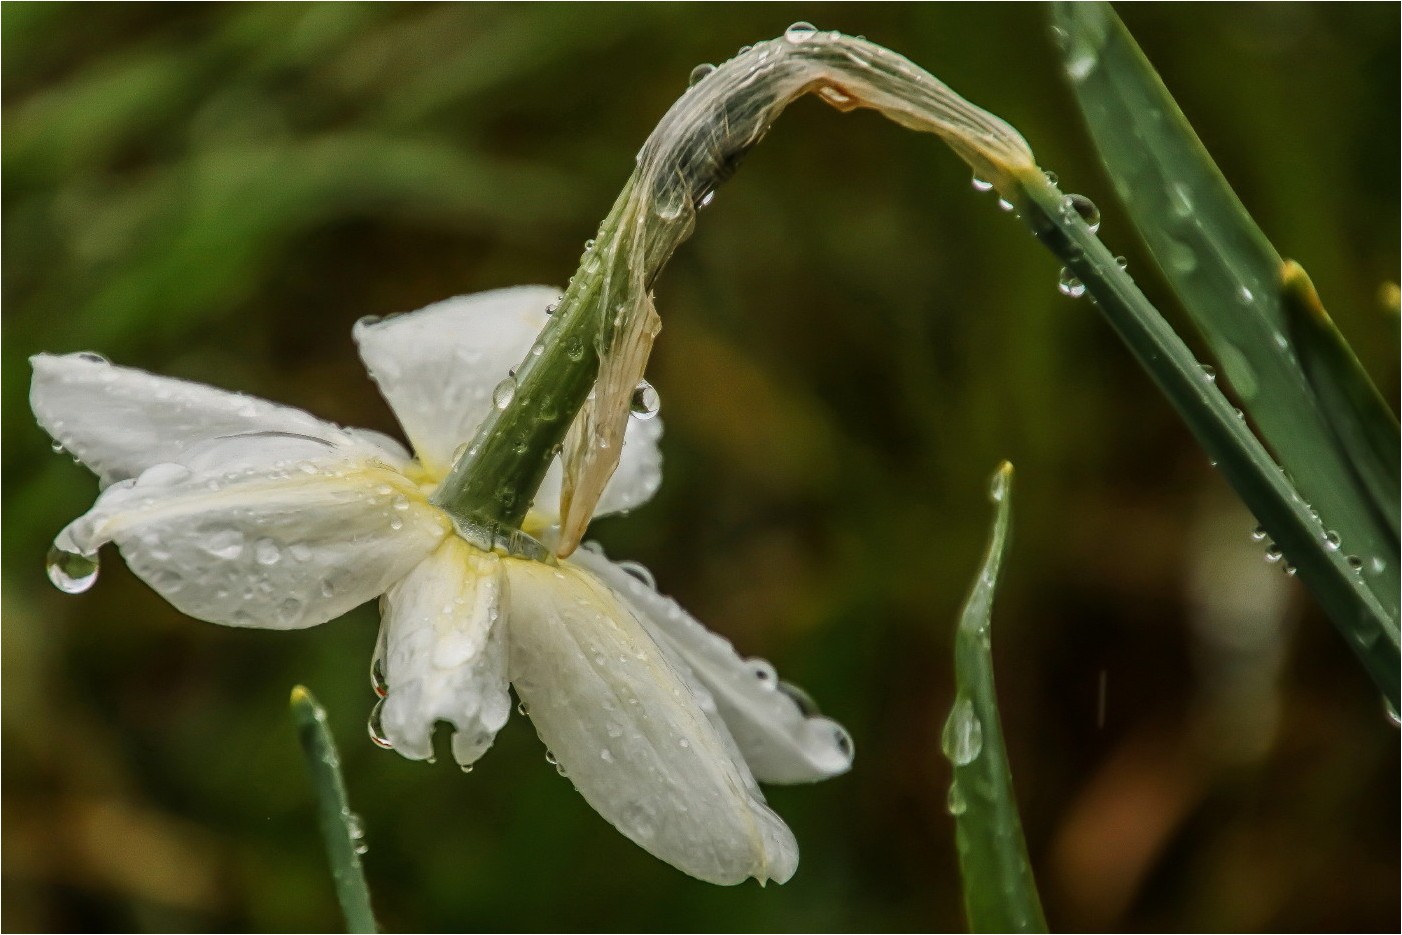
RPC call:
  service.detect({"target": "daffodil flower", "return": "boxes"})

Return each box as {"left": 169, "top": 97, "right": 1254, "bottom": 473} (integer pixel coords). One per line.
{"left": 30, "top": 285, "right": 853, "bottom": 886}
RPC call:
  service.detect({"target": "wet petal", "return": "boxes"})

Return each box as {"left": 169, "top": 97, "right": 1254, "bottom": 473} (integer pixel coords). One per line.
{"left": 504, "top": 559, "right": 797, "bottom": 885}
{"left": 64, "top": 435, "right": 449, "bottom": 629}
{"left": 378, "top": 537, "right": 511, "bottom": 768}
{"left": 29, "top": 353, "right": 402, "bottom": 488}
{"left": 571, "top": 547, "right": 854, "bottom": 785}
{"left": 353, "top": 287, "right": 560, "bottom": 477}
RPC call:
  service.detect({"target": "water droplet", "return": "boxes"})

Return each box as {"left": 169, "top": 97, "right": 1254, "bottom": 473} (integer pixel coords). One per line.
{"left": 1264, "top": 545, "right": 1283, "bottom": 564}
{"left": 600, "top": 747, "right": 614, "bottom": 763}
{"left": 1200, "top": 364, "right": 1217, "bottom": 383}
{"left": 50, "top": 440, "right": 65, "bottom": 454}
{"left": 370, "top": 656, "right": 389, "bottom": 698}
{"left": 941, "top": 697, "right": 983, "bottom": 766}
{"left": 946, "top": 780, "right": 968, "bottom": 816}
{"left": 831, "top": 723, "right": 854, "bottom": 760}
{"left": 784, "top": 21, "right": 818, "bottom": 43}
{"left": 517, "top": 701, "right": 530, "bottom": 716}
{"left": 492, "top": 376, "right": 517, "bottom": 410}
{"left": 751, "top": 660, "right": 777, "bottom": 686}
{"left": 778, "top": 681, "right": 820, "bottom": 717}
{"left": 1062, "top": 194, "right": 1100, "bottom": 233}
{"left": 1057, "top": 267, "right": 1086, "bottom": 298}
{"left": 76, "top": 351, "right": 110, "bottom": 365}
{"left": 46, "top": 544, "right": 99, "bottom": 594}
{"left": 989, "top": 469, "right": 1009, "bottom": 503}
{"left": 1385, "top": 697, "right": 1400, "bottom": 728}
{"left": 566, "top": 340, "right": 584, "bottom": 362}
{"left": 629, "top": 380, "right": 660, "bottom": 420}
{"left": 367, "top": 699, "right": 393, "bottom": 749}
{"left": 583, "top": 238, "right": 596, "bottom": 251}
{"left": 997, "top": 197, "right": 1015, "bottom": 212}
{"left": 1347, "top": 555, "right": 1363, "bottom": 571}
{"left": 1324, "top": 530, "right": 1341, "bottom": 551}
{"left": 971, "top": 175, "right": 994, "bottom": 193}
{"left": 695, "top": 188, "right": 716, "bottom": 210}
{"left": 688, "top": 63, "right": 715, "bottom": 86}
{"left": 545, "top": 750, "right": 558, "bottom": 766}
{"left": 1250, "top": 525, "right": 1267, "bottom": 542}
{"left": 1282, "top": 563, "right": 1296, "bottom": 576}
{"left": 1115, "top": 255, "right": 1129, "bottom": 271}
{"left": 616, "top": 560, "right": 656, "bottom": 590}
{"left": 1238, "top": 285, "right": 1254, "bottom": 304}
{"left": 530, "top": 341, "right": 544, "bottom": 357}
{"left": 1042, "top": 170, "right": 1059, "bottom": 187}
{"left": 254, "top": 538, "right": 281, "bottom": 565}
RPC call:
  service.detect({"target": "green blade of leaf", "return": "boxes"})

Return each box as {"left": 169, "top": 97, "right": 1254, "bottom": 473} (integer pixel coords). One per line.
{"left": 290, "top": 685, "right": 378, "bottom": 934}
{"left": 1012, "top": 175, "right": 1398, "bottom": 708}
{"left": 1050, "top": 1, "right": 1399, "bottom": 624}
{"left": 945, "top": 462, "right": 1047, "bottom": 934}
{"left": 1281, "top": 262, "right": 1401, "bottom": 543}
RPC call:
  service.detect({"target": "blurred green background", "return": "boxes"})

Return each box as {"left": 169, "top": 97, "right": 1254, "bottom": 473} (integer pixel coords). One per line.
{"left": 4, "top": 3, "right": 1398, "bottom": 931}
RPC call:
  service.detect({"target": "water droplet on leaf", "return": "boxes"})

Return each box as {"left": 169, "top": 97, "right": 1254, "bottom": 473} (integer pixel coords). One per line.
{"left": 941, "top": 697, "right": 983, "bottom": 766}
{"left": 492, "top": 376, "right": 517, "bottom": 410}
{"left": 1057, "top": 268, "right": 1086, "bottom": 298}
{"left": 629, "top": 380, "right": 660, "bottom": 419}
{"left": 46, "top": 544, "right": 99, "bottom": 594}
{"left": 784, "top": 21, "right": 818, "bottom": 42}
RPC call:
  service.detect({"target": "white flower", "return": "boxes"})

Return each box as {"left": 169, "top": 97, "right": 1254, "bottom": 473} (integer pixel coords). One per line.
{"left": 30, "top": 285, "right": 853, "bottom": 886}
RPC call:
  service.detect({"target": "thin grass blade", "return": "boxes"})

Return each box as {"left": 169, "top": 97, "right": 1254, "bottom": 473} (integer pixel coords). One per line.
{"left": 1011, "top": 175, "right": 1398, "bottom": 708}
{"left": 290, "top": 685, "right": 377, "bottom": 934}
{"left": 944, "top": 462, "right": 1047, "bottom": 934}
{"left": 1050, "top": 1, "right": 1399, "bottom": 622}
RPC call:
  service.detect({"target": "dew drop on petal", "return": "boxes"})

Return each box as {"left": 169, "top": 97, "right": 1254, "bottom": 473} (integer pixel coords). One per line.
{"left": 617, "top": 560, "right": 656, "bottom": 590}
{"left": 629, "top": 379, "right": 660, "bottom": 420}
{"left": 970, "top": 175, "right": 994, "bottom": 193}
{"left": 941, "top": 697, "right": 983, "bottom": 766}
{"left": 46, "top": 544, "right": 99, "bottom": 594}
{"left": 688, "top": 62, "right": 715, "bottom": 86}
{"left": 1264, "top": 544, "right": 1283, "bottom": 564}
{"left": 784, "top": 21, "right": 818, "bottom": 42}
{"left": 254, "top": 538, "right": 281, "bottom": 566}
{"left": 1250, "top": 525, "right": 1267, "bottom": 542}
{"left": 367, "top": 698, "right": 393, "bottom": 749}
{"left": 370, "top": 656, "right": 389, "bottom": 698}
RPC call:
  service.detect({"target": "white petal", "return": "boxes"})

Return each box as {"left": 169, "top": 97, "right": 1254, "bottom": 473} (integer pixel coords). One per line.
{"left": 571, "top": 547, "right": 854, "bottom": 785}
{"left": 378, "top": 537, "right": 511, "bottom": 768}
{"left": 353, "top": 286, "right": 560, "bottom": 477}
{"left": 352, "top": 287, "right": 665, "bottom": 520}
{"left": 533, "top": 412, "right": 664, "bottom": 526}
{"left": 504, "top": 559, "right": 798, "bottom": 886}
{"left": 65, "top": 436, "right": 449, "bottom": 629}
{"left": 30, "top": 353, "right": 402, "bottom": 488}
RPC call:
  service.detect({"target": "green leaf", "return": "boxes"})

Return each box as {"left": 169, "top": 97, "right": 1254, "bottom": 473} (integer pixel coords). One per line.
{"left": 290, "top": 685, "right": 378, "bottom": 934}
{"left": 1050, "top": 2, "right": 1399, "bottom": 631}
{"left": 945, "top": 462, "right": 1047, "bottom": 934}
{"left": 1011, "top": 173, "right": 1399, "bottom": 709}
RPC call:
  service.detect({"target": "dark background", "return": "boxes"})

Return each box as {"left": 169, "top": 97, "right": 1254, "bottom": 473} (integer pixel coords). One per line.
{"left": 4, "top": 3, "right": 1398, "bottom": 931}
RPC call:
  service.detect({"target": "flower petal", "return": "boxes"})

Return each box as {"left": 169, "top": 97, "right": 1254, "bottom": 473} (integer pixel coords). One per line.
{"left": 504, "top": 559, "right": 798, "bottom": 886}
{"left": 378, "top": 537, "right": 511, "bottom": 768}
{"left": 65, "top": 435, "right": 449, "bottom": 629}
{"left": 353, "top": 287, "right": 665, "bottom": 520}
{"left": 30, "top": 353, "right": 402, "bottom": 488}
{"left": 353, "top": 287, "right": 560, "bottom": 477}
{"left": 571, "top": 547, "right": 854, "bottom": 785}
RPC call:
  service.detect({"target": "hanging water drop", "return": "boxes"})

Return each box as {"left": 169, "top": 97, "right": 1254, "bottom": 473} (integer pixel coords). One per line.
{"left": 941, "top": 697, "right": 984, "bottom": 766}
{"left": 50, "top": 440, "right": 65, "bottom": 454}
{"left": 1062, "top": 193, "right": 1101, "bottom": 233}
{"left": 1042, "top": 170, "right": 1059, "bottom": 187}
{"left": 370, "top": 656, "right": 389, "bottom": 698}
{"left": 492, "top": 376, "right": 517, "bottom": 410}
{"left": 784, "top": 21, "right": 818, "bottom": 42}
{"left": 1250, "top": 525, "right": 1267, "bottom": 542}
{"left": 1201, "top": 364, "right": 1217, "bottom": 383}
{"left": 1264, "top": 545, "right": 1283, "bottom": 564}
{"left": 1115, "top": 255, "right": 1129, "bottom": 271}
{"left": 1324, "top": 530, "right": 1341, "bottom": 551}
{"left": 630, "top": 379, "right": 660, "bottom": 419}
{"left": 695, "top": 188, "right": 716, "bottom": 210}
{"left": 367, "top": 698, "right": 393, "bottom": 749}
{"left": 46, "top": 544, "right": 99, "bottom": 594}
{"left": 946, "top": 780, "right": 968, "bottom": 816}
{"left": 617, "top": 560, "right": 656, "bottom": 589}
{"left": 970, "top": 175, "right": 994, "bottom": 193}
{"left": 1346, "top": 555, "right": 1363, "bottom": 571}
{"left": 688, "top": 63, "right": 715, "bottom": 86}
{"left": 1057, "top": 267, "right": 1086, "bottom": 298}
{"left": 997, "top": 197, "right": 1015, "bottom": 212}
